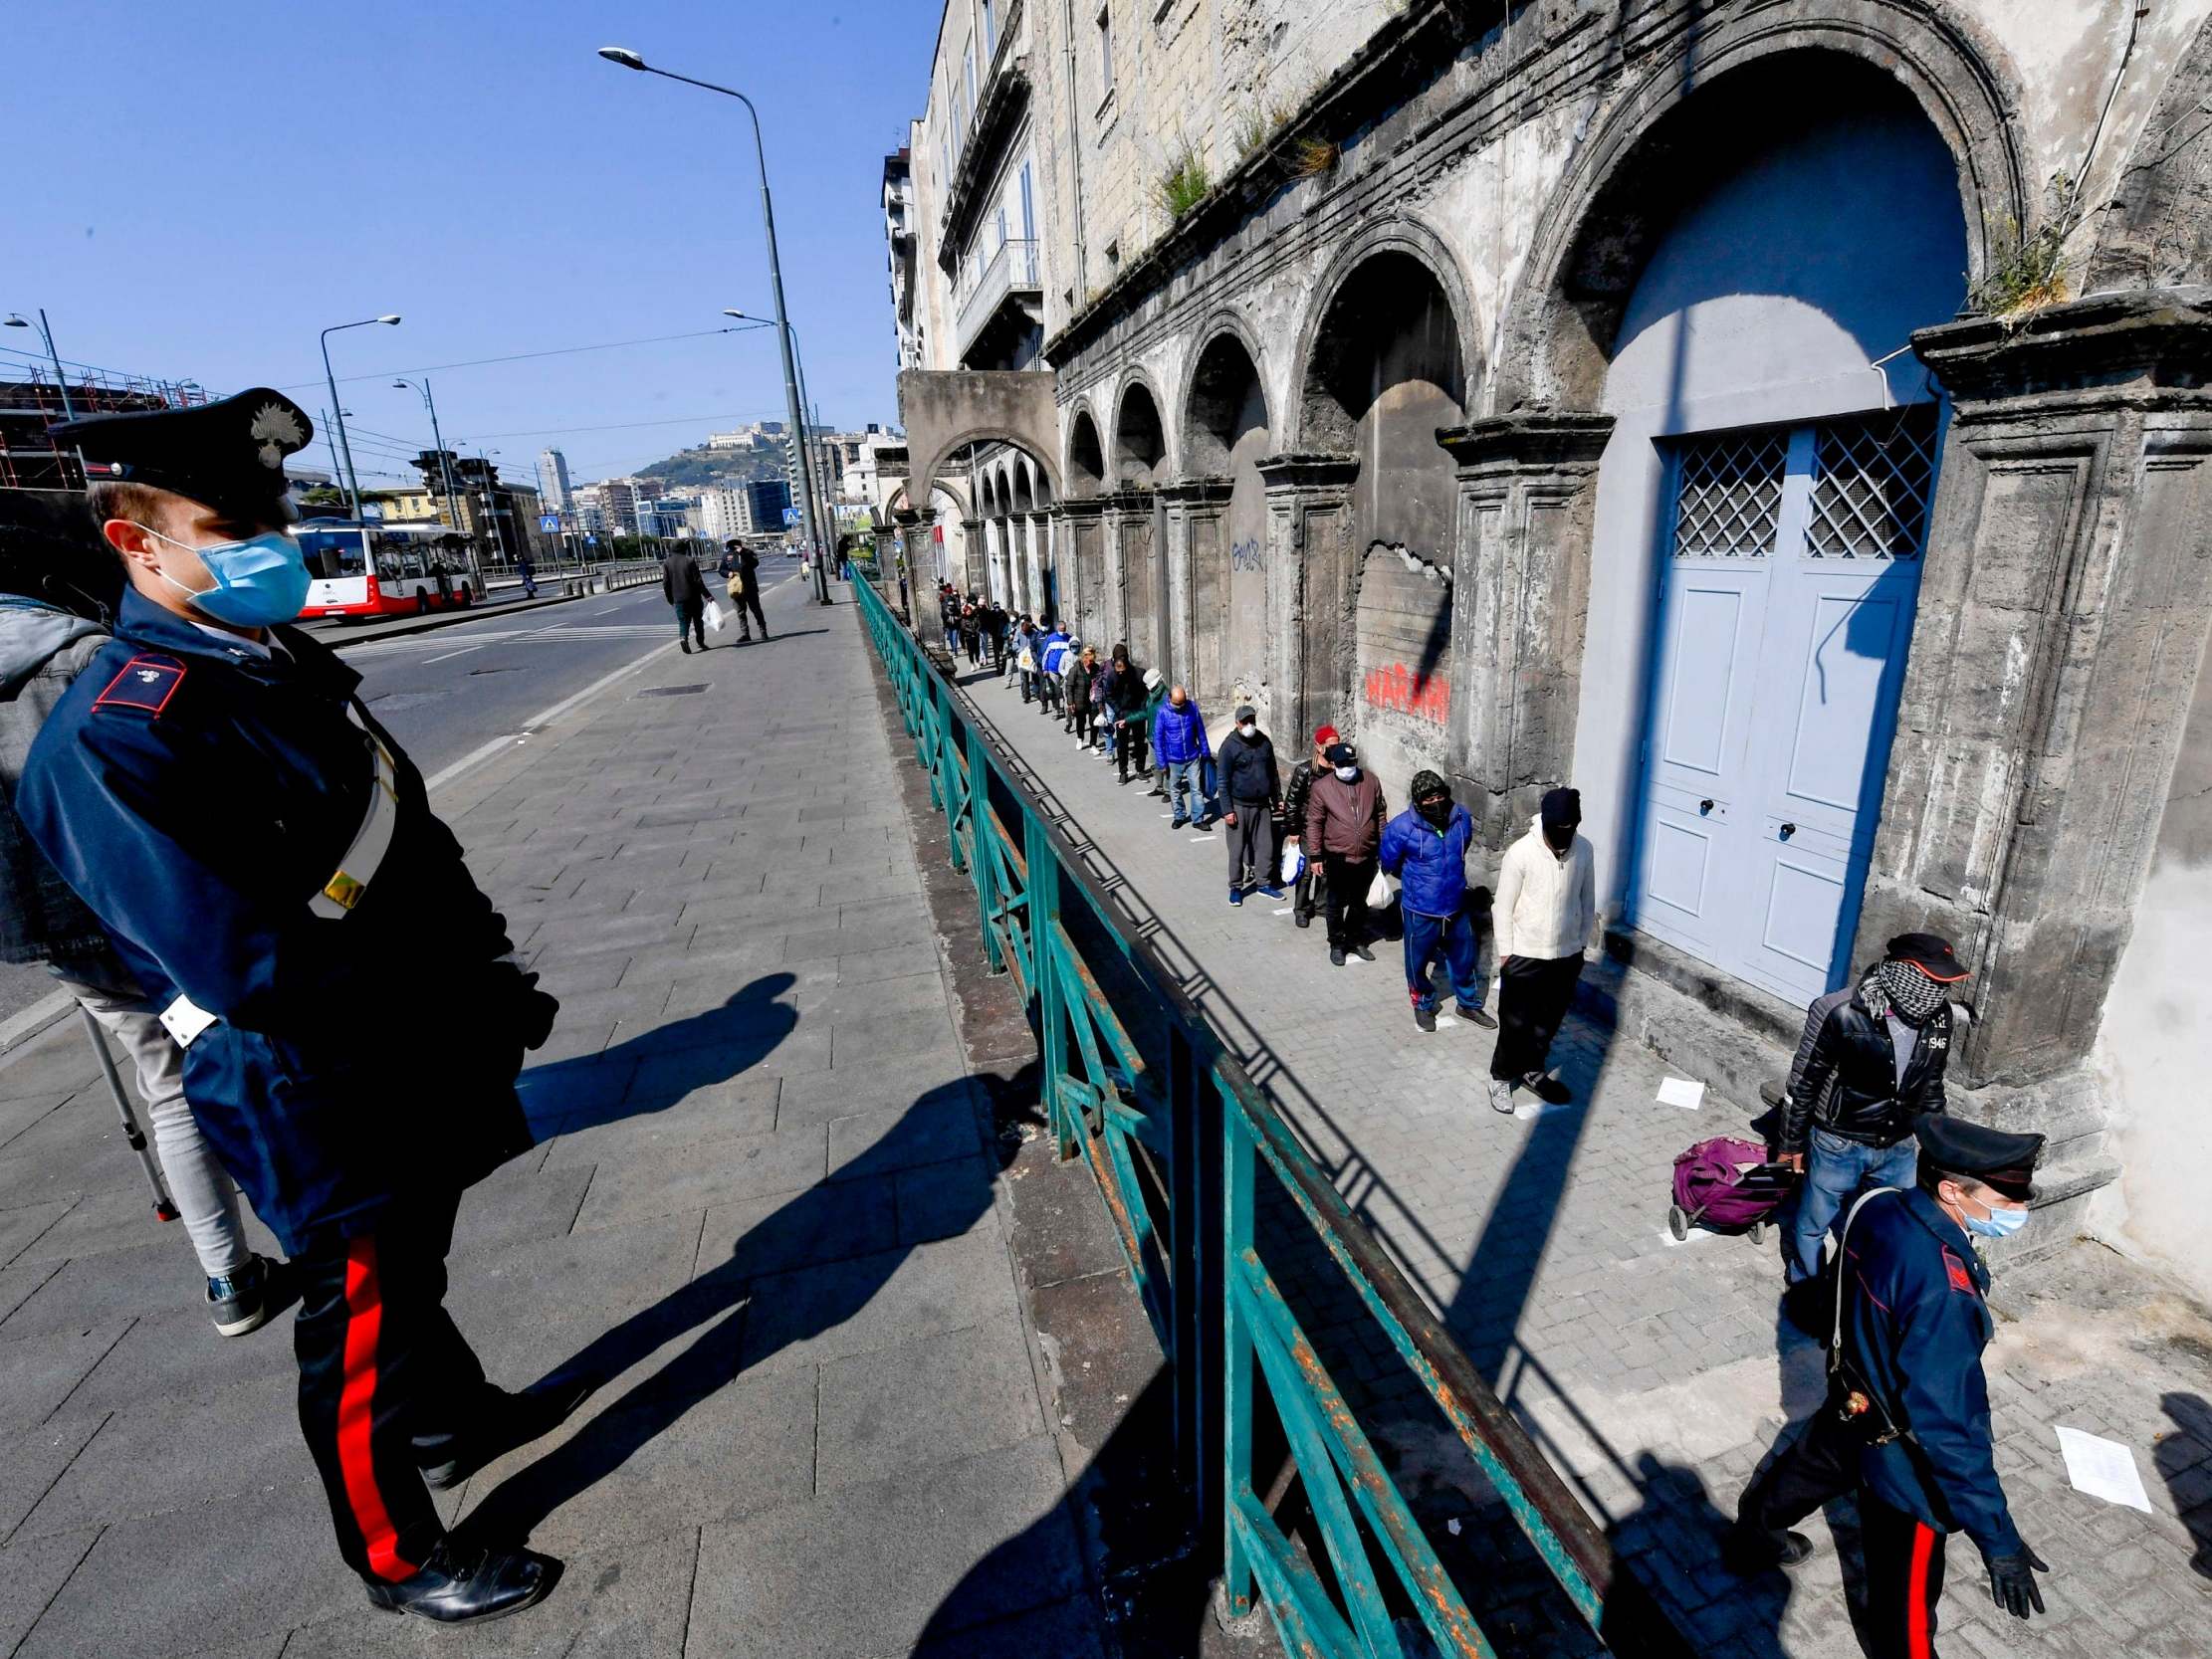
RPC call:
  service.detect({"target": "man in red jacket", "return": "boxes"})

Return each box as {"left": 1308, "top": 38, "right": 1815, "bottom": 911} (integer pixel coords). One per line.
{"left": 1304, "top": 739, "right": 1386, "bottom": 967}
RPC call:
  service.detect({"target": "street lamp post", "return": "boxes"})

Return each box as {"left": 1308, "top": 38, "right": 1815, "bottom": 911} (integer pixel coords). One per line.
{"left": 724, "top": 310, "right": 836, "bottom": 583}
{"left": 320, "top": 314, "right": 400, "bottom": 520}
{"left": 4, "top": 309, "right": 74, "bottom": 419}
{"left": 598, "top": 46, "right": 831, "bottom": 606}
{"left": 392, "top": 376, "right": 481, "bottom": 594}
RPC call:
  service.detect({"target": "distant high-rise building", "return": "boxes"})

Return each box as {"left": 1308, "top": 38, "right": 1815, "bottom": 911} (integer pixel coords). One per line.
{"left": 538, "top": 448, "right": 572, "bottom": 513}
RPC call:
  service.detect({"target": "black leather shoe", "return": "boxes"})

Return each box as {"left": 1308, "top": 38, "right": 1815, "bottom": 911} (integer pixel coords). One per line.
{"left": 364, "top": 1541, "right": 559, "bottom": 1624}
{"left": 1523, "top": 1071, "right": 1573, "bottom": 1106}
{"left": 1722, "top": 1526, "right": 1815, "bottom": 1573}
{"left": 420, "top": 1382, "right": 586, "bottom": 1491}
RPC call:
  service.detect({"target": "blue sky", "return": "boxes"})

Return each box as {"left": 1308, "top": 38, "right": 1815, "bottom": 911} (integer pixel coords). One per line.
{"left": 10, "top": 1, "right": 932, "bottom": 490}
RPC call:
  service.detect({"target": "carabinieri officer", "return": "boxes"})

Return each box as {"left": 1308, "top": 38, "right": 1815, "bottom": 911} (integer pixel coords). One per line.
{"left": 19, "top": 390, "right": 569, "bottom": 1625}
{"left": 1730, "top": 1114, "right": 2051, "bottom": 1657}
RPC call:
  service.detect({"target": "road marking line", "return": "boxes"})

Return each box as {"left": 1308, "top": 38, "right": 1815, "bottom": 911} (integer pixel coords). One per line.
{"left": 420, "top": 637, "right": 682, "bottom": 794}
{"left": 421, "top": 644, "right": 486, "bottom": 665}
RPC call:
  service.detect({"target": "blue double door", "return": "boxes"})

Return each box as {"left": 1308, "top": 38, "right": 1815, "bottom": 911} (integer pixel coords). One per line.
{"left": 1631, "top": 406, "right": 1938, "bottom": 1007}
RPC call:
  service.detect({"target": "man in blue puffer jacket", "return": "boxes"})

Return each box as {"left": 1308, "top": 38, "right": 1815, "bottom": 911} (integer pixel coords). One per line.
{"left": 1152, "top": 684, "right": 1213, "bottom": 829}
{"left": 1379, "top": 769, "right": 1496, "bottom": 1034}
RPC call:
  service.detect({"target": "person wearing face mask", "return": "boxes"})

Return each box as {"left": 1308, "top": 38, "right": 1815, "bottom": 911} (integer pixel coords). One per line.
{"left": 1303, "top": 740, "right": 1387, "bottom": 966}
{"left": 1777, "top": 933, "right": 1965, "bottom": 1293}
{"left": 1485, "top": 785, "right": 1596, "bottom": 1113}
{"left": 1214, "top": 706, "right": 1281, "bottom": 906}
{"left": 1279, "top": 726, "right": 1335, "bottom": 929}
{"left": 1152, "top": 683, "right": 1214, "bottom": 830}
{"left": 1379, "top": 770, "right": 1494, "bottom": 1034}
{"left": 1726, "top": 1117, "right": 2049, "bottom": 1659}
{"left": 18, "top": 390, "right": 569, "bottom": 1626}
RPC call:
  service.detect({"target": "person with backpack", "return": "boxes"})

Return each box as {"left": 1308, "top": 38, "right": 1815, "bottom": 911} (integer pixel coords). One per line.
{"left": 1776, "top": 933, "right": 1964, "bottom": 1292}
{"left": 1379, "top": 769, "right": 1494, "bottom": 1033}
{"left": 0, "top": 493, "right": 282, "bottom": 1337}
{"left": 1725, "top": 1117, "right": 2051, "bottom": 1657}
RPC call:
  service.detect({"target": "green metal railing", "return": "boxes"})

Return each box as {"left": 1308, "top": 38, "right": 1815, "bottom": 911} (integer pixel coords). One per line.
{"left": 854, "top": 574, "right": 1693, "bottom": 1659}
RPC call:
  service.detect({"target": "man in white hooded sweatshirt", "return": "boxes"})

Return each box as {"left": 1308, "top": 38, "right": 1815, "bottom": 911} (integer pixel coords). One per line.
{"left": 1486, "top": 786, "right": 1596, "bottom": 1114}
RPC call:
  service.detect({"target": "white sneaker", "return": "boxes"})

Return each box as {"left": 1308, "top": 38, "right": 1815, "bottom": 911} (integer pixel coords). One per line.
{"left": 1486, "top": 1078, "right": 1516, "bottom": 1116}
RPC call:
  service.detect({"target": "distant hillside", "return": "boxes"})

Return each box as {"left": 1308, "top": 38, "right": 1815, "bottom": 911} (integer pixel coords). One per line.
{"left": 634, "top": 442, "right": 788, "bottom": 493}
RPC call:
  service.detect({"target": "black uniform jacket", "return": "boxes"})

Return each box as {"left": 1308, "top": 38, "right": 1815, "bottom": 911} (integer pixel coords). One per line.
{"left": 19, "top": 591, "right": 533, "bottom": 1256}
{"left": 1838, "top": 1186, "right": 2023, "bottom": 1557}
{"left": 1781, "top": 976, "right": 1952, "bottom": 1151}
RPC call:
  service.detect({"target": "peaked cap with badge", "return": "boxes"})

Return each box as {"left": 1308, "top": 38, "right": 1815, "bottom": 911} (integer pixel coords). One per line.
{"left": 54, "top": 387, "right": 313, "bottom": 520}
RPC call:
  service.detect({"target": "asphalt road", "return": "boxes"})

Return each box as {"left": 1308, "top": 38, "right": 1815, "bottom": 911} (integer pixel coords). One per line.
{"left": 0, "top": 560, "right": 821, "bottom": 1024}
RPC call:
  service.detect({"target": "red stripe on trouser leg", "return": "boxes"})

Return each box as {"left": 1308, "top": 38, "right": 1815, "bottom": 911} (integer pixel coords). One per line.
{"left": 1906, "top": 1521, "right": 1935, "bottom": 1659}
{"left": 338, "top": 1237, "right": 418, "bottom": 1582}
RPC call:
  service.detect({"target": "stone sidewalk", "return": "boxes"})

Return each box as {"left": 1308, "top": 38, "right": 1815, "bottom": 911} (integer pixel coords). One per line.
{"left": 0, "top": 586, "right": 1094, "bottom": 1657}
{"left": 947, "top": 657, "right": 2212, "bottom": 1659}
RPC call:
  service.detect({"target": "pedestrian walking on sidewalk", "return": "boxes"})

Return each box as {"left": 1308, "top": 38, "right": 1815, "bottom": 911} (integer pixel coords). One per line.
{"left": 1485, "top": 786, "right": 1595, "bottom": 1113}
{"left": 1216, "top": 706, "right": 1281, "bottom": 906}
{"left": 1776, "top": 933, "right": 1962, "bottom": 1293}
{"left": 1305, "top": 740, "right": 1387, "bottom": 967}
{"left": 959, "top": 599, "right": 983, "bottom": 666}
{"left": 985, "top": 599, "right": 1008, "bottom": 672}
{"left": 940, "top": 583, "right": 961, "bottom": 652}
{"left": 717, "top": 539, "right": 768, "bottom": 642}
{"left": 1153, "top": 684, "right": 1213, "bottom": 829}
{"left": 663, "top": 546, "right": 710, "bottom": 653}
{"left": 1380, "top": 770, "right": 1494, "bottom": 1034}
{"left": 0, "top": 495, "right": 280, "bottom": 1337}
{"left": 1280, "top": 726, "right": 1334, "bottom": 930}
{"left": 20, "top": 391, "right": 571, "bottom": 1626}
{"left": 1726, "top": 1118, "right": 2051, "bottom": 1659}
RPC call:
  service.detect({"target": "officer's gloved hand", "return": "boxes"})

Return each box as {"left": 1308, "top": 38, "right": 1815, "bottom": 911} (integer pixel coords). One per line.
{"left": 503, "top": 968, "right": 560, "bottom": 1051}
{"left": 1984, "top": 1544, "right": 2049, "bottom": 1619}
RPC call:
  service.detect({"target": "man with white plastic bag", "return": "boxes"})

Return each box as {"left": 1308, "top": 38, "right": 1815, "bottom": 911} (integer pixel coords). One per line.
{"left": 662, "top": 546, "right": 711, "bottom": 653}
{"left": 1304, "top": 740, "right": 1386, "bottom": 967}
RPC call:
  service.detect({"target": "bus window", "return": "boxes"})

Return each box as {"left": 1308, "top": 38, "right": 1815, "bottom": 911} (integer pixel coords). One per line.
{"left": 296, "top": 526, "right": 366, "bottom": 580}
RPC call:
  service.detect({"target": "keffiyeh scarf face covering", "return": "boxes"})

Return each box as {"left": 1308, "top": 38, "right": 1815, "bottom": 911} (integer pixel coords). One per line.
{"left": 1874, "top": 959, "right": 1946, "bottom": 1026}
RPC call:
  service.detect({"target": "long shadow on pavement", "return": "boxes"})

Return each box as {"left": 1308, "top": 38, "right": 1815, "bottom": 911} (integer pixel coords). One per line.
{"left": 457, "top": 1077, "right": 1008, "bottom": 1553}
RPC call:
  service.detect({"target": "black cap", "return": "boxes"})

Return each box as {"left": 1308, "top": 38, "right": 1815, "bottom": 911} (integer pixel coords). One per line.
{"left": 1541, "top": 786, "right": 1581, "bottom": 831}
{"left": 1234, "top": 704, "right": 1256, "bottom": 724}
{"left": 1324, "top": 741, "right": 1358, "bottom": 768}
{"left": 1914, "top": 1115, "right": 2043, "bottom": 1202}
{"left": 1887, "top": 932, "right": 1968, "bottom": 983}
{"left": 54, "top": 388, "right": 313, "bottom": 522}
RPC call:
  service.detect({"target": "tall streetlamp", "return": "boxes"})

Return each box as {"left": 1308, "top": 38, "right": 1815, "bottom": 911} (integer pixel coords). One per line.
{"left": 598, "top": 46, "right": 830, "bottom": 605}
{"left": 4, "top": 309, "right": 74, "bottom": 418}
{"left": 320, "top": 314, "right": 400, "bottom": 520}
{"left": 724, "top": 309, "right": 836, "bottom": 574}
{"left": 392, "top": 376, "right": 481, "bottom": 593}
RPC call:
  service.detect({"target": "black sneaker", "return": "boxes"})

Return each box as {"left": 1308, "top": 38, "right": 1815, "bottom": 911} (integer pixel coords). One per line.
{"left": 1414, "top": 1004, "right": 1437, "bottom": 1033}
{"left": 1349, "top": 944, "right": 1376, "bottom": 963}
{"left": 679, "top": 640, "right": 692, "bottom": 654}
{"left": 1722, "top": 1527, "right": 1816, "bottom": 1573}
{"left": 1522, "top": 1071, "right": 1573, "bottom": 1106}
{"left": 1294, "top": 911, "right": 1312, "bottom": 930}
{"left": 207, "top": 1255, "right": 275, "bottom": 1338}
{"left": 363, "top": 1540, "right": 560, "bottom": 1625}
{"left": 1329, "top": 947, "right": 1346, "bottom": 967}
{"left": 1454, "top": 1004, "right": 1497, "bottom": 1029}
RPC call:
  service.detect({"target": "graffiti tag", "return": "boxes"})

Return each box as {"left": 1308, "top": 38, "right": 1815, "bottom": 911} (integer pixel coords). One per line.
{"left": 1229, "top": 537, "right": 1264, "bottom": 572}
{"left": 1363, "top": 663, "right": 1449, "bottom": 724}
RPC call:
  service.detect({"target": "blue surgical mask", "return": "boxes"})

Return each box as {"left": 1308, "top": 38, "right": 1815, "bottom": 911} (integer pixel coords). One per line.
{"left": 141, "top": 524, "right": 310, "bottom": 629}
{"left": 1961, "top": 1195, "right": 2029, "bottom": 1240}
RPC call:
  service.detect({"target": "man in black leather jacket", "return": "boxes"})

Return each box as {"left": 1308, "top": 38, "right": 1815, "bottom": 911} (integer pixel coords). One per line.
{"left": 1280, "top": 724, "right": 1336, "bottom": 928}
{"left": 1779, "top": 933, "right": 1963, "bottom": 1285}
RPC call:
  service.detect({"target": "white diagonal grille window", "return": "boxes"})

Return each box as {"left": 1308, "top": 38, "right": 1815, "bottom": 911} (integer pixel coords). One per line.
{"left": 1670, "top": 431, "right": 1788, "bottom": 557}
{"left": 1806, "top": 405, "right": 1939, "bottom": 559}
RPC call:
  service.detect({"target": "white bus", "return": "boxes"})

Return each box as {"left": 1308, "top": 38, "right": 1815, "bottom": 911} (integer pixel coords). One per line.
{"left": 298, "top": 521, "right": 476, "bottom": 619}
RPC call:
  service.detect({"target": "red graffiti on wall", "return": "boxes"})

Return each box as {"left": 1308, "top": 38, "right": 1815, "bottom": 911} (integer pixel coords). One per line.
{"left": 1364, "top": 663, "right": 1449, "bottom": 724}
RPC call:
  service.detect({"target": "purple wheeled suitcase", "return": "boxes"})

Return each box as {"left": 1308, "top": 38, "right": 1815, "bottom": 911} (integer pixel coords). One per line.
{"left": 1667, "top": 1136, "right": 1797, "bottom": 1242}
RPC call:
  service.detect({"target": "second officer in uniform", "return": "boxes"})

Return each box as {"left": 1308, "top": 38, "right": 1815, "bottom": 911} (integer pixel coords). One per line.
{"left": 20, "top": 390, "right": 570, "bottom": 1625}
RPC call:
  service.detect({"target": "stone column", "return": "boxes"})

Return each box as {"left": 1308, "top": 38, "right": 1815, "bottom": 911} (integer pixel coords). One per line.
{"left": 1058, "top": 498, "right": 1108, "bottom": 640}
{"left": 1435, "top": 413, "right": 1614, "bottom": 852}
{"left": 959, "top": 518, "right": 984, "bottom": 598}
{"left": 1158, "top": 477, "right": 1233, "bottom": 698}
{"left": 1029, "top": 513, "right": 1052, "bottom": 622}
{"left": 1863, "top": 291, "right": 2212, "bottom": 1104}
{"left": 891, "top": 507, "right": 926, "bottom": 622}
{"left": 1254, "top": 454, "right": 1360, "bottom": 744}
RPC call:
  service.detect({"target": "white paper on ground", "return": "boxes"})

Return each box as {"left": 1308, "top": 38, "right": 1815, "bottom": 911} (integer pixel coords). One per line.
{"left": 1271, "top": 908, "right": 1293, "bottom": 917}
{"left": 1657, "top": 1077, "right": 1706, "bottom": 1111}
{"left": 2054, "top": 1426, "right": 2153, "bottom": 1512}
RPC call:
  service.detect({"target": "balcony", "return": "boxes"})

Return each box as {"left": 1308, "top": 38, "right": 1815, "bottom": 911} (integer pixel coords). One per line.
{"left": 956, "top": 237, "right": 1041, "bottom": 365}
{"left": 936, "top": 0, "right": 1030, "bottom": 274}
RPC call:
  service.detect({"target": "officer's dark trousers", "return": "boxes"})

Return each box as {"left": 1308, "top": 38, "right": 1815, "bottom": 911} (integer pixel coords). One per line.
{"left": 1734, "top": 1409, "right": 1859, "bottom": 1546}
{"left": 1489, "top": 953, "right": 1583, "bottom": 1080}
{"left": 296, "top": 1192, "right": 488, "bottom": 1582}
{"left": 1859, "top": 1489, "right": 1949, "bottom": 1659}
